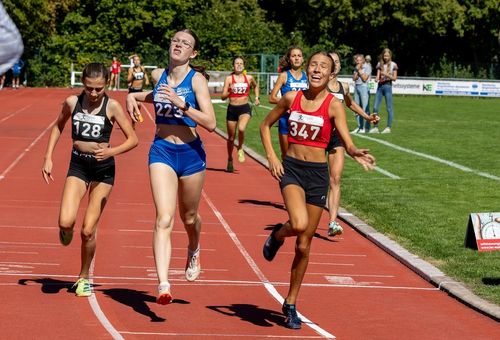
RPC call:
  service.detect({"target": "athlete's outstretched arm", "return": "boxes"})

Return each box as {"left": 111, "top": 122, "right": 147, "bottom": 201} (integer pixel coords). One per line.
{"left": 249, "top": 75, "right": 260, "bottom": 105}
{"left": 126, "top": 90, "right": 153, "bottom": 122}
{"left": 42, "top": 97, "right": 75, "bottom": 183}
{"left": 342, "top": 83, "right": 379, "bottom": 123}
{"left": 329, "top": 99, "right": 375, "bottom": 170}
{"left": 220, "top": 75, "right": 232, "bottom": 101}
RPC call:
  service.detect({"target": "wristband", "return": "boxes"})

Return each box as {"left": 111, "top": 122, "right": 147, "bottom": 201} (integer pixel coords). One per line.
{"left": 181, "top": 101, "right": 191, "bottom": 112}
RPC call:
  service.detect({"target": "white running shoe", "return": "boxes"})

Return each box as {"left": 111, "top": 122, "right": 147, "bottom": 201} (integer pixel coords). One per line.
{"left": 350, "top": 128, "right": 359, "bottom": 134}
{"left": 368, "top": 127, "right": 380, "bottom": 134}
{"left": 358, "top": 129, "right": 366, "bottom": 134}
{"left": 327, "top": 221, "right": 344, "bottom": 237}
{"left": 381, "top": 127, "right": 391, "bottom": 134}
{"left": 185, "top": 249, "right": 201, "bottom": 282}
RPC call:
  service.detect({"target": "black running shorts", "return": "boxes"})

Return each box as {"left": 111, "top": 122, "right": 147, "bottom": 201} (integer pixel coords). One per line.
{"left": 67, "top": 149, "right": 115, "bottom": 185}
{"left": 226, "top": 103, "right": 252, "bottom": 122}
{"left": 279, "top": 155, "right": 328, "bottom": 207}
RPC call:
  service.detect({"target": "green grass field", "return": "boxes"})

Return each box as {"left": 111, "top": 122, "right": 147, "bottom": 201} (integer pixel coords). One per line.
{"left": 212, "top": 94, "right": 500, "bottom": 305}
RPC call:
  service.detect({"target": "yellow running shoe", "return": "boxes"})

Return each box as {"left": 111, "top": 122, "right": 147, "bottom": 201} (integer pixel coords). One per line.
{"left": 73, "top": 278, "right": 91, "bottom": 297}
{"left": 237, "top": 149, "right": 245, "bottom": 162}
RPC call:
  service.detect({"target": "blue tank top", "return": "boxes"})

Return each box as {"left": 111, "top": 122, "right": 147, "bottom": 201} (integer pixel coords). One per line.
{"left": 153, "top": 68, "right": 199, "bottom": 127}
{"left": 280, "top": 70, "right": 308, "bottom": 96}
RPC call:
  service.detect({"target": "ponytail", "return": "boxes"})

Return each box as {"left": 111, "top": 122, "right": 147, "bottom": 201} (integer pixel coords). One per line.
{"left": 191, "top": 65, "right": 210, "bottom": 81}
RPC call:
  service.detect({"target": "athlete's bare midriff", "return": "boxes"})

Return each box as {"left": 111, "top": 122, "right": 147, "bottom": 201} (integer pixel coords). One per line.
{"left": 286, "top": 144, "right": 327, "bottom": 163}
{"left": 156, "top": 123, "right": 198, "bottom": 144}
{"left": 73, "top": 140, "right": 110, "bottom": 153}
{"left": 228, "top": 96, "right": 250, "bottom": 106}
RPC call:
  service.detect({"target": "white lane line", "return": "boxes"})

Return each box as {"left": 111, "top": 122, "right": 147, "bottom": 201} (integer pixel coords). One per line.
{"left": 0, "top": 241, "right": 59, "bottom": 246}
{"left": 119, "top": 331, "right": 324, "bottom": 338}
{"left": 141, "top": 104, "right": 154, "bottom": 122}
{"left": 373, "top": 166, "right": 401, "bottom": 179}
{"left": 118, "top": 229, "right": 210, "bottom": 234}
{"left": 0, "top": 261, "right": 59, "bottom": 266}
{"left": 0, "top": 272, "right": 436, "bottom": 291}
{"left": 0, "top": 118, "right": 56, "bottom": 181}
{"left": 355, "top": 134, "right": 500, "bottom": 181}
{"left": 0, "top": 199, "right": 59, "bottom": 204}
{"left": 306, "top": 272, "right": 395, "bottom": 278}
{"left": 259, "top": 104, "right": 274, "bottom": 110}
{"left": 121, "top": 245, "right": 216, "bottom": 252}
{"left": 115, "top": 202, "right": 153, "bottom": 206}
{"left": 308, "top": 262, "right": 354, "bottom": 266}
{"left": 299, "top": 283, "right": 437, "bottom": 290}
{"left": 284, "top": 252, "right": 366, "bottom": 257}
{"left": 0, "top": 104, "right": 31, "bottom": 124}
{"left": 201, "top": 190, "right": 336, "bottom": 339}
{"left": 0, "top": 251, "right": 39, "bottom": 254}
{"left": 0, "top": 225, "right": 57, "bottom": 230}
{"left": 120, "top": 265, "right": 228, "bottom": 272}
{"left": 344, "top": 154, "right": 401, "bottom": 179}
{"left": 87, "top": 235, "right": 124, "bottom": 340}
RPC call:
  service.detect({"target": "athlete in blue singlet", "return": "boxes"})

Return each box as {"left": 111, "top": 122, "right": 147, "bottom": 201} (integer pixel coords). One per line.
{"left": 269, "top": 46, "right": 308, "bottom": 158}
{"left": 126, "top": 29, "right": 216, "bottom": 305}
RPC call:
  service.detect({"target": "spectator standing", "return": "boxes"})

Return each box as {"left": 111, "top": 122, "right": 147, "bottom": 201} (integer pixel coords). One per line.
{"left": 11, "top": 59, "right": 24, "bottom": 89}
{"left": 371, "top": 48, "right": 398, "bottom": 134}
{"left": 352, "top": 54, "right": 371, "bottom": 133}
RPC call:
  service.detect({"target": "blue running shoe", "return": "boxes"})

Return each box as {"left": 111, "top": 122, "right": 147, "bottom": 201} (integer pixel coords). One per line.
{"left": 282, "top": 303, "right": 301, "bottom": 329}
{"left": 59, "top": 228, "right": 73, "bottom": 246}
{"left": 263, "top": 223, "right": 284, "bottom": 261}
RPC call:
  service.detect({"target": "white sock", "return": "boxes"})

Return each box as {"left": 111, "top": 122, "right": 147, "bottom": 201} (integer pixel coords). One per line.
{"left": 158, "top": 281, "right": 170, "bottom": 291}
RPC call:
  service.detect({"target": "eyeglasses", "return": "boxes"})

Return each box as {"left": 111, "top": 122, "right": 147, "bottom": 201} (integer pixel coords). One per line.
{"left": 170, "top": 38, "right": 194, "bottom": 49}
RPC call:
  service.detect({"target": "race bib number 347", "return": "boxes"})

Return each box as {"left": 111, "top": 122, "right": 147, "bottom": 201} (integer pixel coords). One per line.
{"left": 288, "top": 111, "right": 324, "bottom": 141}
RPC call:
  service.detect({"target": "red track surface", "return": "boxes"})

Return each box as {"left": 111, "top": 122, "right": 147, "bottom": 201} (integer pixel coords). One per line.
{"left": 0, "top": 89, "right": 498, "bottom": 339}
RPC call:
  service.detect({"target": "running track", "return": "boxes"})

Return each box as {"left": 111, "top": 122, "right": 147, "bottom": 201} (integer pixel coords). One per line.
{"left": 0, "top": 89, "right": 498, "bottom": 339}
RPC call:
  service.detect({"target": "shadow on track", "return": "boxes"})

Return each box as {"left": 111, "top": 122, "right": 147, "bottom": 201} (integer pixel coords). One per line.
{"left": 207, "top": 303, "right": 286, "bottom": 327}
{"left": 98, "top": 288, "right": 190, "bottom": 322}
{"left": 263, "top": 223, "right": 338, "bottom": 243}
{"left": 18, "top": 277, "right": 83, "bottom": 294}
{"left": 239, "top": 199, "right": 286, "bottom": 211}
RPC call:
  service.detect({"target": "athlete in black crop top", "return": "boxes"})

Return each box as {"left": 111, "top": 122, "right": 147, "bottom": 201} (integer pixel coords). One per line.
{"left": 42, "top": 62, "right": 138, "bottom": 297}
{"left": 325, "top": 51, "right": 379, "bottom": 238}
{"left": 72, "top": 92, "right": 113, "bottom": 143}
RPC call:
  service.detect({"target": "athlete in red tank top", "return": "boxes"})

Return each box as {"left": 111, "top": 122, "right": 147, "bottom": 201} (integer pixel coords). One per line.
{"left": 287, "top": 90, "right": 334, "bottom": 149}
{"left": 259, "top": 51, "right": 376, "bottom": 330}
{"left": 228, "top": 74, "right": 250, "bottom": 98}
